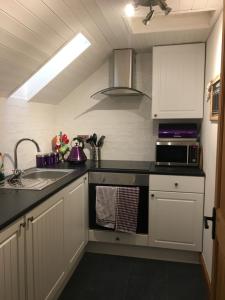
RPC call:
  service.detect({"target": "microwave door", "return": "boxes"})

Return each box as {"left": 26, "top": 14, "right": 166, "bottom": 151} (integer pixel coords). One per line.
{"left": 156, "top": 145, "right": 188, "bottom": 165}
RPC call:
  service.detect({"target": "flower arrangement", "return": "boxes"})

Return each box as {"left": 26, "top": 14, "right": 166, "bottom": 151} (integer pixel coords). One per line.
{"left": 52, "top": 132, "right": 70, "bottom": 161}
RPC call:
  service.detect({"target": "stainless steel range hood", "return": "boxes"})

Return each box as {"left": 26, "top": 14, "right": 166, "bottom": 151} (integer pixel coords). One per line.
{"left": 91, "top": 49, "right": 150, "bottom": 100}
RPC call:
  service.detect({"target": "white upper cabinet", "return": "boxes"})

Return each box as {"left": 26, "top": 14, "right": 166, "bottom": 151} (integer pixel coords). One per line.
{"left": 152, "top": 43, "right": 205, "bottom": 119}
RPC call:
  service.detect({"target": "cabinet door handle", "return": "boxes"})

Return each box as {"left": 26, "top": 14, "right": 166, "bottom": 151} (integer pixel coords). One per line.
{"left": 154, "top": 114, "right": 157, "bottom": 118}
{"left": 26, "top": 216, "right": 34, "bottom": 229}
{"left": 115, "top": 237, "right": 120, "bottom": 241}
{"left": 28, "top": 217, "right": 34, "bottom": 224}
{"left": 19, "top": 221, "right": 26, "bottom": 228}
{"left": 151, "top": 194, "right": 155, "bottom": 198}
{"left": 174, "top": 182, "right": 179, "bottom": 187}
{"left": 19, "top": 222, "right": 26, "bottom": 234}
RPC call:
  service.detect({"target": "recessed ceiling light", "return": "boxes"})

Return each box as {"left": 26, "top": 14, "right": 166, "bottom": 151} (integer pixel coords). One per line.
{"left": 9, "top": 33, "right": 91, "bottom": 101}
{"left": 125, "top": 3, "right": 135, "bottom": 17}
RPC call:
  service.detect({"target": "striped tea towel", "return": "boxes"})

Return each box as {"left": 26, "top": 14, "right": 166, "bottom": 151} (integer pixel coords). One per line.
{"left": 115, "top": 187, "right": 139, "bottom": 234}
{"left": 96, "top": 186, "right": 118, "bottom": 229}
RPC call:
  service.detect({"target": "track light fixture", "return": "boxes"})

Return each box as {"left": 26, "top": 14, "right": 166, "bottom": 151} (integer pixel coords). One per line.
{"left": 126, "top": 0, "right": 172, "bottom": 26}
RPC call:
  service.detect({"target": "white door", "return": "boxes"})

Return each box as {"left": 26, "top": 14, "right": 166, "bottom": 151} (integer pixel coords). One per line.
{"left": 152, "top": 43, "right": 205, "bottom": 119}
{"left": 64, "top": 175, "right": 88, "bottom": 268}
{"left": 0, "top": 218, "right": 25, "bottom": 300}
{"left": 149, "top": 191, "right": 204, "bottom": 251}
{"left": 26, "top": 196, "right": 65, "bottom": 300}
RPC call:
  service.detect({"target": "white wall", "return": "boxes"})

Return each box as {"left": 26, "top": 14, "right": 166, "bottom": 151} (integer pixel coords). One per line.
{"left": 0, "top": 97, "right": 56, "bottom": 175}
{"left": 56, "top": 53, "right": 156, "bottom": 161}
{"left": 201, "top": 13, "right": 223, "bottom": 280}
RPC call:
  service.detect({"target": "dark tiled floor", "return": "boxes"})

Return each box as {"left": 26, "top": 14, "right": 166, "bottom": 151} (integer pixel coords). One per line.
{"left": 59, "top": 253, "right": 208, "bottom": 300}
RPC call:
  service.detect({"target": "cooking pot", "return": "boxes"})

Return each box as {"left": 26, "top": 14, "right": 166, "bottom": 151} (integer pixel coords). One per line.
{"left": 67, "top": 137, "right": 87, "bottom": 164}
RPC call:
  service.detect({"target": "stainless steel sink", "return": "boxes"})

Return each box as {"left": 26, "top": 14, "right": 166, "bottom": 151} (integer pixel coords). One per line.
{"left": 0, "top": 168, "right": 74, "bottom": 190}
{"left": 23, "top": 169, "right": 72, "bottom": 180}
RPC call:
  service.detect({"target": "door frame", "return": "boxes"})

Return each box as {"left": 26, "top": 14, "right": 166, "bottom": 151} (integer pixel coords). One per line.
{"left": 211, "top": 2, "right": 225, "bottom": 299}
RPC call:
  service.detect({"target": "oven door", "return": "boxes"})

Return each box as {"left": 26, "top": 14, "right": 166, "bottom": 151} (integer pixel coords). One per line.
{"left": 89, "top": 184, "right": 148, "bottom": 234}
{"left": 156, "top": 143, "right": 188, "bottom": 166}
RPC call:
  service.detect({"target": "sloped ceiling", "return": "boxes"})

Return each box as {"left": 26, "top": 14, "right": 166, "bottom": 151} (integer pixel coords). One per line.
{"left": 0, "top": 0, "right": 222, "bottom": 104}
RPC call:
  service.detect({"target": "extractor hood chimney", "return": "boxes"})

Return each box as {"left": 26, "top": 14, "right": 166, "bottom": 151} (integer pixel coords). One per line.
{"left": 91, "top": 49, "right": 150, "bottom": 100}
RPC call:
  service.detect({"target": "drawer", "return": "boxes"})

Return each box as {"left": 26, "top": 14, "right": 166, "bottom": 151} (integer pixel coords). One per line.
{"left": 149, "top": 175, "right": 204, "bottom": 193}
{"left": 89, "top": 230, "right": 148, "bottom": 246}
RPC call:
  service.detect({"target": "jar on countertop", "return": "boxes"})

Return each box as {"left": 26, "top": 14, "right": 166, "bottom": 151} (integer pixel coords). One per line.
{"left": 36, "top": 152, "right": 60, "bottom": 168}
{"left": 36, "top": 153, "right": 45, "bottom": 168}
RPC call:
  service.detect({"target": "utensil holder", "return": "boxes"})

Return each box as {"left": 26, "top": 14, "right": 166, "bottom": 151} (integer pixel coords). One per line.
{"left": 91, "top": 147, "right": 101, "bottom": 161}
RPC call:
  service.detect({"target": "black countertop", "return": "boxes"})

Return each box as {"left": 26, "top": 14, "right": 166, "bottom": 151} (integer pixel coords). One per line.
{"left": 88, "top": 160, "right": 152, "bottom": 173}
{"left": 0, "top": 160, "right": 204, "bottom": 231}
{"left": 149, "top": 164, "right": 205, "bottom": 177}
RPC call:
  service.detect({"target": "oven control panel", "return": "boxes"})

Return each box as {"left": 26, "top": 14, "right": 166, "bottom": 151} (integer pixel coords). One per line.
{"left": 89, "top": 172, "right": 149, "bottom": 186}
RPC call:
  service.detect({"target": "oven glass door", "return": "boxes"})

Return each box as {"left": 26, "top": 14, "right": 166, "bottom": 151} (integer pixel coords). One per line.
{"left": 89, "top": 184, "right": 148, "bottom": 234}
{"left": 156, "top": 145, "right": 188, "bottom": 164}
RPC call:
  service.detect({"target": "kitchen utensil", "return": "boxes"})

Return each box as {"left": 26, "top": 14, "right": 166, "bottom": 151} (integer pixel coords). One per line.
{"left": 97, "top": 136, "right": 105, "bottom": 147}
{"left": 67, "top": 137, "right": 87, "bottom": 163}
{"left": 96, "top": 147, "right": 101, "bottom": 161}
{"left": 90, "top": 147, "right": 101, "bottom": 161}
{"left": 86, "top": 135, "right": 96, "bottom": 148}
{"left": 92, "top": 133, "right": 97, "bottom": 146}
{"left": 86, "top": 135, "right": 94, "bottom": 146}
{"left": 86, "top": 135, "right": 93, "bottom": 143}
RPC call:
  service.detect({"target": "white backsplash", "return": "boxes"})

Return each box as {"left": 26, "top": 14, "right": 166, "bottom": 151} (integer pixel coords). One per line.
{"left": 0, "top": 97, "right": 56, "bottom": 175}
{"left": 0, "top": 52, "right": 156, "bottom": 177}
{"left": 56, "top": 53, "right": 157, "bottom": 161}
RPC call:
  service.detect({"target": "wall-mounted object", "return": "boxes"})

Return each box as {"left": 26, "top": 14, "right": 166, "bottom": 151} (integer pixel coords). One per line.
{"left": 209, "top": 75, "right": 220, "bottom": 121}
{"left": 152, "top": 43, "right": 205, "bottom": 119}
{"left": 91, "top": 49, "right": 150, "bottom": 100}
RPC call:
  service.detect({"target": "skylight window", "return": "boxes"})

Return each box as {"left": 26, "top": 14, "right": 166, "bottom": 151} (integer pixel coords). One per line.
{"left": 9, "top": 33, "right": 91, "bottom": 101}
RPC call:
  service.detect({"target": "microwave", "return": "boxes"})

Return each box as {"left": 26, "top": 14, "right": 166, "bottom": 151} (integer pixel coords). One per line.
{"left": 155, "top": 140, "right": 200, "bottom": 166}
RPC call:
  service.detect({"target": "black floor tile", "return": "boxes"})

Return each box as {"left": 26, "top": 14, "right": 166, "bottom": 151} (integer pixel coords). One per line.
{"left": 130, "top": 257, "right": 167, "bottom": 278}
{"left": 59, "top": 253, "right": 207, "bottom": 300}
{"left": 167, "top": 261, "right": 207, "bottom": 300}
{"left": 77, "top": 252, "right": 131, "bottom": 276}
{"left": 125, "top": 275, "right": 168, "bottom": 300}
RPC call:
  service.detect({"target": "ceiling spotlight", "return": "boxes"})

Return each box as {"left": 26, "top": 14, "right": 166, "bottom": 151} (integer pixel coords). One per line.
{"left": 125, "top": 3, "right": 135, "bottom": 17}
{"left": 133, "top": 0, "right": 172, "bottom": 25}
{"left": 142, "top": 6, "right": 154, "bottom": 25}
{"left": 157, "top": 0, "right": 172, "bottom": 15}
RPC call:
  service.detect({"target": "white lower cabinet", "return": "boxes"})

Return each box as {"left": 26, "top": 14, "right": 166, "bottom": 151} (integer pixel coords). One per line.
{"left": 26, "top": 195, "right": 65, "bottom": 300}
{"left": 149, "top": 175, "right": 204, "bottom": 251}
{"left": 0, "top": 173, "right": 88, "bottom": 300}
{"left": 64, "top": 175, "right": 88, "bottom": 269}
{"left": 89, "top": 229, "right": 148, "bottom": 246}
{"left": 0, "top": 218, "right": 25, "bottom": 300}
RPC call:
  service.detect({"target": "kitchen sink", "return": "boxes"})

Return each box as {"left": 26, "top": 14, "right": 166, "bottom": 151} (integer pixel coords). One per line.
{"left": 0, "top": 168, "right": 74, "bottom": 190}
{"left": 23, "top": 169, "right": 72, "bottom": 180}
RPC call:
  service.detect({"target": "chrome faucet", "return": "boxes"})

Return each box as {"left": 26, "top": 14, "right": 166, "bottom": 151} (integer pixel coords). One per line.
{"left": 14, "top": 138, "right": 41, "bottom": 172}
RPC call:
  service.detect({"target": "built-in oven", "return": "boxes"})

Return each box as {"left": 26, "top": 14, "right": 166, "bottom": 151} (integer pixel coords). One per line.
{"left": 89, "top": 172, "right": 149, "bottom": 234}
